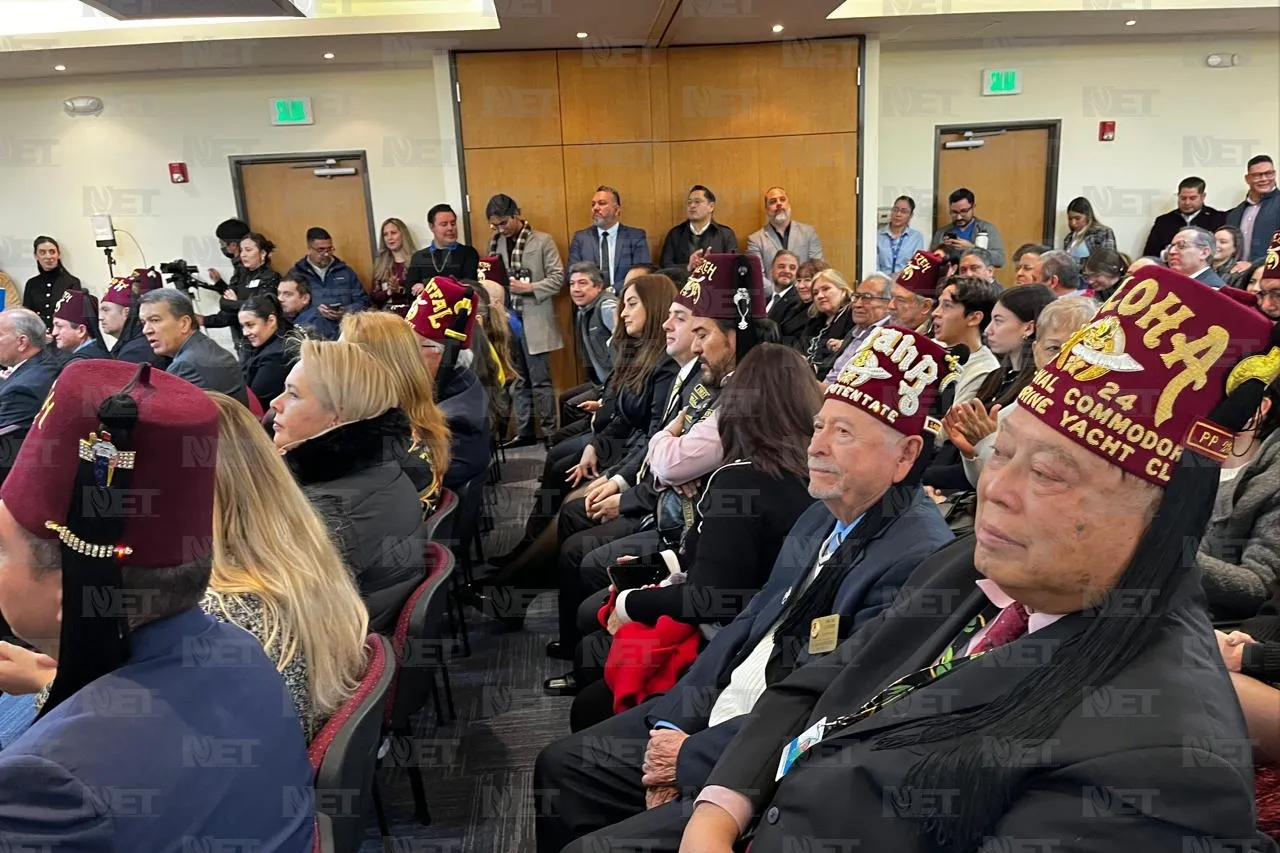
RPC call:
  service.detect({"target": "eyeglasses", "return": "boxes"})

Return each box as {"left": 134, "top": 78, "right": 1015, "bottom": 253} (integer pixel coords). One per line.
{"left": 310, "top": 246, "right": 335, "bottom": 256}
{"left": 1249, "top": 169, "right": 1277, "bottom": 180}
{"left": 1259, "top": 288, "right": 1280, "bottom": 303}
{"left": 1169, "top": 241, "right": 1199, "bottom": 250}
{"left": 853, "top": 292, "right": 890, "bottom": 303}
{"left": 488, "top": 217, "right": 514, "bottom": 231}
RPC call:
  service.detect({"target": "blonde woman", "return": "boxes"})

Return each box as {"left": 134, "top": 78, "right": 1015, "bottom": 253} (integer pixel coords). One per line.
{"left": 270, "top": 339, "right": 426, "bottom": 633}
{"left": 341, "top": 310, "right": 452, "bottom": 511}
{"left": 804, "top": 267, "right": 856, "bottom": 380}
{"left": 0, "top": 392, "right": 369, "bottom": 743}
{"left": 371, "top": 217, "right": 418, "bottom": 316}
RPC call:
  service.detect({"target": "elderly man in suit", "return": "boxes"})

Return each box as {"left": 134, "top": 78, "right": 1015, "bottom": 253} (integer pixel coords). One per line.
{"left": 569, "top": 186, "right": 650, "bottom": 294}
{"left": 679, "top": 264, "right": 1269, "bottom": 853}
{"left": 0, "top": 307, "right": 60, "bottom": 485}
{"left": 138, "top": 288, "right": 249, "bottom": 407}
{"left": 747, "top": 187, "right": 823, "bottom": 292}
{"left": 485, "top": 193, "right": 566, "bottom": 446}
{"left": 1168, "top": 225, "right": 1227, "bottom": 288}
{"left": 0, "top": 360, "right": 314, "bottom": 849}
{"left": 534, "top": 324, "right": 956, "bottom": 853}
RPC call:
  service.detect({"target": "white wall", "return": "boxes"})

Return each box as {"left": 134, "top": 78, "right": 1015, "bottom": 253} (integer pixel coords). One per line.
{"left": 0, "top": 57, "right": 460, "bottom": 328}
{"left": 876, "top": 35, "right": 1280, "bottom": 259}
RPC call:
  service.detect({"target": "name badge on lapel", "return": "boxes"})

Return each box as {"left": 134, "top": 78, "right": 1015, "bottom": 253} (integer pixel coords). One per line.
{"left": 247, "top": 279, "right": 261, "bottom": 289}
{"left": 776, "top": 716, "right": 828, "bottom": 781}
{"left": 808, "top": 614, "right": 840, "bottom": 655}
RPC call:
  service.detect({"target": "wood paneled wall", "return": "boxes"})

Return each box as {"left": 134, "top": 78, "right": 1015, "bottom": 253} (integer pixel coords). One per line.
{"left": 456, "top": 40, "right": 860, "bottom": 393}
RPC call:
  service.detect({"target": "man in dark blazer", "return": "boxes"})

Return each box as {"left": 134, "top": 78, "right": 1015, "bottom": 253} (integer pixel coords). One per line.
{"left": 138, "top": 288, "right": 249, "bottom": 407}
{"left": 1169, "top": 226, "right": 1226, "bottom": 288}
{"left": 536, "top": 324, "right": 956, "bottom": 853}
{"left": 764, "top": 251, "right": 809, "bottom": 349}
{"left": 0, "top": 360, "right": 313, "bottom": 850}
{"left": 0, "top": 307, "right": 61, "bottom": 485}
{"left": 569, "top": 186, "right": 650, "bottom": 293}
{"left": 679, "top": 265, "right": 1268, "bottom": 853}
{"left": 1142, "top": 176, "right": 1226, "bottom": 258}
{"left": 1226, "top": 154, "right": 1280, "bottom": 263}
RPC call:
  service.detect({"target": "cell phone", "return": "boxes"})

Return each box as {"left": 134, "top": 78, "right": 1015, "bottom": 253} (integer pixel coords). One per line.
{"left": 607, "top": 560, "right": 667, "bottom": 592}
{"left": 944, "top": 231, "right": 958, "bottom": 241}
{"left": 324, "top": 303, "right": 342, "bottom": 311}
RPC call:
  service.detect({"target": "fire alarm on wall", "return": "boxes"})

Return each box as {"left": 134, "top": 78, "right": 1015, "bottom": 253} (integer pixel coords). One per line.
{"left": 1098, "top": 121, "right": 1116, "bottom": 142}
{"left": 169, "top": 162, "right": 189, "bottom": 184}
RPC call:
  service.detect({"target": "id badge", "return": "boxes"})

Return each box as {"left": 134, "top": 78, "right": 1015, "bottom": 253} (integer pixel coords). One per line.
{"left": 808, "top": 614, "right": 840, "bottom": 655}
{"left": 248, "top": 279, "right": 261, "bottom": 289}
{"left": 775, "top": 716, "right": 827, "bottom": 781}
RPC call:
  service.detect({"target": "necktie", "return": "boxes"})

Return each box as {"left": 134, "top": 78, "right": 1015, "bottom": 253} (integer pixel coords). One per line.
{"left": 817, "top": 527, "right": 843, "bottom": 565}
{"left": 767, "top": 292, "right": 778, "bottom": 314}
{"left": 968, "top": 603, "right": 1029, "bottom": 655}
{"left": 600, "top": 231, "right": 612, "bottom": 288}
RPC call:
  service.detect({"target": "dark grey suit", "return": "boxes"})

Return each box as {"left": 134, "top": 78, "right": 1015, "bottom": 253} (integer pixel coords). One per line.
{"left": 0, "top": 349, "right": 61, "bottom": 486}
{"left": 166, "top": 331, "right": 249, "bottom": 407}
{"left": 1194, "top": 266, "right": 1227, "bottom": 289}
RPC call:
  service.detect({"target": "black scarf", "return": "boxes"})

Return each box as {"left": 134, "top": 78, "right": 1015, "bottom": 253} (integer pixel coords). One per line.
{"left": 284, "top": 408, "right": 410, "bottom": 486}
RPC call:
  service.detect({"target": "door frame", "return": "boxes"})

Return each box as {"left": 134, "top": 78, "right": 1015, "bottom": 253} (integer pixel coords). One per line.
{"left": 930, "top": 120, "right": 1062, "bottom": 247}
{"left": 229, "top": 150, "right": 378, "bottom": 260}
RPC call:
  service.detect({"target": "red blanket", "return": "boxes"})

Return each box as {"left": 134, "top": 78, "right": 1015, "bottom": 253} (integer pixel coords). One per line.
{"left": 599, "top": 590, "right": 701, "bottom": 715}
{"left": 1259, "top": 762, "right": 1280, "bottom": 840}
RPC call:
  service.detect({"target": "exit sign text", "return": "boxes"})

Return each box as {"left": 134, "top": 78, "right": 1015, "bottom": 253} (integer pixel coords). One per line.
{"left": 982, "top": 69, "right": 1021, "bottom": 97}
{"left": 270, "top": 98, "right": 314, "bottom": 126}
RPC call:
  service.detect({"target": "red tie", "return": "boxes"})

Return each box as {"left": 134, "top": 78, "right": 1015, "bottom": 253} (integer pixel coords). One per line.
{"left": 969, "top": 603, "right": 1029, "bottom": 655}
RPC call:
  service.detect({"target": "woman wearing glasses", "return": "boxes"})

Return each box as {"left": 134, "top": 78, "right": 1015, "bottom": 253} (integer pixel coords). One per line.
{"left": 876, "top": 195, "right": 925, "bottom": 276}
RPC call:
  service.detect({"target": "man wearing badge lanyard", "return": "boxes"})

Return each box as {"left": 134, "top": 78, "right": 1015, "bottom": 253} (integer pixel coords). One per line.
{"left": 680, "top": 264, "right": 1270, "bottom": 852}
{"left": 534, "top": 324, "right": 955, "bottom": 853}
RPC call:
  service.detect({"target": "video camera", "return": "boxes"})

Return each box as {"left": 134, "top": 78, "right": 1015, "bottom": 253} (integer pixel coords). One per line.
{"left": 160, "top": 259, "right": 222, "bottom": 296}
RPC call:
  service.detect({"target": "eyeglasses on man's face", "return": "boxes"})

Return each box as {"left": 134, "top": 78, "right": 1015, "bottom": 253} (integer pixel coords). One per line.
{"left": 853, "top": 292, "right": 889, "bottom": 303}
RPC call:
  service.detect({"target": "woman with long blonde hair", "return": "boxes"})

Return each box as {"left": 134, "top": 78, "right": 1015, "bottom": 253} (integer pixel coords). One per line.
{"left": 341, "top": 310, "right": 452, "bottom": 510}
{"left": 270, "top": 340, "right": 427, "bottom": 633}
{"left": 371, "top": 217, "right": 418, "bottom": 316}
{"left": 206, "top": 392, "right": 369, "bottom": 737}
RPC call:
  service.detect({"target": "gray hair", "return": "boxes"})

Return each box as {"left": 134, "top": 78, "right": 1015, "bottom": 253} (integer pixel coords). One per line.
{"left": 0, "top": 307, "right": 48, "bottom": 347}
{"left": 960, "top": 247, "right": 996, "bottom": 268}
{"left": 1037, "top": 295, "right": 1098, "bottom": 338}
{"left": 568, "top": 261, "right": 605, "bottom": 289}
{"left": 861, "top": 271, "right": 895, "bottom": 298}
{"left": 1176, "top": 226, "right": 1214, "bottom": 257}
{"left": 1039, "top": 250, "right": 1081, "bottom": 291}
{"left": 139, "top": 287, "right": 198, "bottom": 323}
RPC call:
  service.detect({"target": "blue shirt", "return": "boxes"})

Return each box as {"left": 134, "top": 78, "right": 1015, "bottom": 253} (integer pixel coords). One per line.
{"left": 953, "top": 220, "right": 977, "bottom": 242}
{"left": 876, "top": 226, "right": 925, "bottom": 276}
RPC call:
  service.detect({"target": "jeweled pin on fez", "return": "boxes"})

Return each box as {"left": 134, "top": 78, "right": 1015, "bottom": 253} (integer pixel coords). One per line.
{"left": 1263, "top": 229, "right": 1280, "bottom": 281}
{"left": 676, "top": 253, "right": 767, "bottom": 329}
{"left": 824, "top": 325, "right": 949, "bottom": 440}
{"left": 895, "top": 249, "right": 947, "bottom": 298}
{"left": 0, "top": 361, "right": 218, "bottom": 716}
{"left": 53, "top": 288, "right": 99, "bottom": 327}
{"left": 477, "top": 254, "right": 509, "bottom": 288}
{"left": 406, "top": 275, "right": 477, "bottom": 348}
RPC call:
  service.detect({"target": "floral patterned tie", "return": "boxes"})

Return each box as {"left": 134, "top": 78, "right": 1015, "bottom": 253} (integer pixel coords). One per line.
{"left": 968, "top": 602, "right": 1030, "bottom": 655}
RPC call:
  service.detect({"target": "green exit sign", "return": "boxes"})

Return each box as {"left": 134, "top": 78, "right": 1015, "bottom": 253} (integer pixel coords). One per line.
{"left": 982, "top": 68, "right": 1021, "bottom": 96}
{"left": 270, "top": 97, "right": 314, "bottom": 126}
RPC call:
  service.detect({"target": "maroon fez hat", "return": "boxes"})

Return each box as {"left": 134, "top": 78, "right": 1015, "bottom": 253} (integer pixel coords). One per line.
{"left": 478, "top": 255, "right": 509, "bottom": 288}
{"left": 675, "top": 253, "right": 766, "bottom": 328}
{"left": 53, "top": 289, "right": 99, "bottom": 326}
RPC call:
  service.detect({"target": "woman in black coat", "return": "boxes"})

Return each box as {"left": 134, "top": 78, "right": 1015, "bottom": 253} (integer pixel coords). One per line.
{"left": 563, "top": 344, "right": 823, "bottom": 728}
{"left": 804, "top": 268, "right": 856, "bottom": 381}
{"left": 238, "top": 294, "right": 293, "bottom": 410}
{"left": 270, "top": 339, "right": 426, "bottom": 634}
{"left": 23, "top": 236, "right": 81, "bottom": 330}
{"left": 494, "top": 274, "right": 679, "bottom": 564}
{"left": 204, "top": 232, "right": 281, "bottom": 361}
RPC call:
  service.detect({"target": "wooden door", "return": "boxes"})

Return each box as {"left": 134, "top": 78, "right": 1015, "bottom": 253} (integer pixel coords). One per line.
{"left": 936, "top": 126, "right": 1055, "bottom": 288}
{"left": 236, "top": 155, "right": 376, "bottom": 289}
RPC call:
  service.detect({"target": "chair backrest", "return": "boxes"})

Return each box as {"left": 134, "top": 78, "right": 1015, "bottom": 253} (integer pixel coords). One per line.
{"left": 310, "top": 633, "right": 394, "bottom": 853}
{"left": 385, "top": 541, "right": 455, "bottom": 730}
{"left": 425, "top": 487, "right": 459, "bottom": 542}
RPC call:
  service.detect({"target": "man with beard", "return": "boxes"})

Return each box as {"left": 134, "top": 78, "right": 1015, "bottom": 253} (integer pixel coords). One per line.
{"left": 747, "top": 187, "right": 824, "bottom": 289}
{"left": 679, "top": 263, "right": 1275, "bottom": 853}
{"left": 569, "top": 186, "right": 650, "bottom": 293}
{"left": 542, "top": 254, "right": 774, "bottom": 697}
{"left": 764, "top": 251, "right": 809, "bottom": 349}
{"left": 535, "top": 323, "right": 956, "bottom": 852}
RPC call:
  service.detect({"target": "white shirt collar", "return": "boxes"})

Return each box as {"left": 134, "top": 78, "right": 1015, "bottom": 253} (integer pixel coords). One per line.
{"left": 598, "top": 222, "right": 621, "bottom": 241}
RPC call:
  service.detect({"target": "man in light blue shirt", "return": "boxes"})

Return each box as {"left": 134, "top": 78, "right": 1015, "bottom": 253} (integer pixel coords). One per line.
{"left": 876, "top": 195, "right": 925, "bottom": 276}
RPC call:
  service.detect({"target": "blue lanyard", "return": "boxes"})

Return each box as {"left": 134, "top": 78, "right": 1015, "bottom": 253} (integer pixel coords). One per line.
{"left": 887, "top": 231, "right": 907, "bottom": 271}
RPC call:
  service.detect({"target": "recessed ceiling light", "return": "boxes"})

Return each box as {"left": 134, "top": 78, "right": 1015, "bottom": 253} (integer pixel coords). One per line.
{"left": 772, "top": 24, "right": 784, "bottom": 33}
{"left": 54, "top": 64, "right": 66, "bottom": 72}
{"left": 1125, "top": 19, "right": 1136, "bottom": 26}
{"left": 576, "top": 32, "right": 588, "bottom": 39}
{"left": 323, "top": 52, "right": 335, "bottom": 59}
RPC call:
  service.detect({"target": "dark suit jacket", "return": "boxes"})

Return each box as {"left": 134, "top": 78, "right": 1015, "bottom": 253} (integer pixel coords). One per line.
{"left": 166, "top": 331, "right": 249, "bottom": 407}
{"left": 645, "top": 490, "right": 955, "bottom": 789}
{"left": 616, "top": 362, "right": 703, "bottom": 516}
{"left": 62, "top": 339, "right": 110, "bottom": 363}
{"left": 766, "top": 288, "right": 810, "bottom": 350}
{"left": 437, "top": 364, "right": 491, "bottom": 489}
{"left": 112, "top": 330, "right": 163, "bottom": 366}
{"left": 0, "top": 350, "right": 60, "bottom": 431}
{"left": 707, "top": 536, "right": 1260, "bottom": 852}
{"left": 0, "top": 608, "right": 314, "bottom": 850}
{"left": 1194, "top": 266, "right": 1227, "bottom": 288}
{"left": 1142, "top": 206, "right": 1226, "bottom": 257}
{"left": 594, "top": 355, "right": 680, "bottom": 478}
{"left": 569, "top": 224, "right": 651, "bottom": 290}
{"left": 1226, "top": 188, "right": 1280, "bottom": 262}
{"left": 660, "top": 221, "right": 739, "bottom": 267}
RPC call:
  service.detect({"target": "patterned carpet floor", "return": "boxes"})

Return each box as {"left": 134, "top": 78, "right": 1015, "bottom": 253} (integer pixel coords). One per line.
{"left": 361, "top": 445, "right": 574, "bottom": 853}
